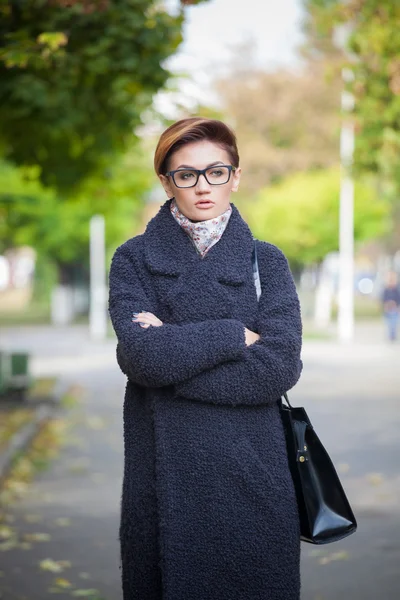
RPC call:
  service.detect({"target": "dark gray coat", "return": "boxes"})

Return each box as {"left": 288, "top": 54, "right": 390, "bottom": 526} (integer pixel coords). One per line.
{"left": 108, "top": 199, "right": 302, "bottom": 600}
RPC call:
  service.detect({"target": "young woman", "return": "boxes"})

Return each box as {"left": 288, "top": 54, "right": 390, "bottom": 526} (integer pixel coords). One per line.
{"left": 108, "top": 117, "right": 303, "bottom": 600}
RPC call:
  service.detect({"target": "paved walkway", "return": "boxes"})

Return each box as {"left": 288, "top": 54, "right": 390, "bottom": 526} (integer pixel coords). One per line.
{"left": 0, "top": 337, "right": 124, "bottom": 600}
{"left": 0, "top": 322, "right": 399, "bottom": 599}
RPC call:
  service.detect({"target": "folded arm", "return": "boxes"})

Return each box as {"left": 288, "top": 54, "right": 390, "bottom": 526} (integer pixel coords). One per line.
{"left": 174, "top": 243, "right": 302, "bottom": 406}
{"left": 108, "top": 242, "right": 247, "bottom": 388}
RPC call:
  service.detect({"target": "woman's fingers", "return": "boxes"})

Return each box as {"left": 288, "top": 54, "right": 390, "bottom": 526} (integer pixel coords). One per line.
{"left": 244, "top": 327, "right": 260, "bottom": 346}
{"left": 132, "top": 312, "right": 163, "bottom": 327}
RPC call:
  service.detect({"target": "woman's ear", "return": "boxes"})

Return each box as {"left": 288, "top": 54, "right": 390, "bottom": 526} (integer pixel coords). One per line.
{"left": 159, "top": 174, "right": 174, "bottom": 198}
{"left": 231, "top": 167, "right": 242, "bottom": 192}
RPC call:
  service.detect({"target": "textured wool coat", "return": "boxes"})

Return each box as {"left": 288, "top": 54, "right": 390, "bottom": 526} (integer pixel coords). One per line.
{"left": 108, "top": 199, "right": 303, "bottom": 600}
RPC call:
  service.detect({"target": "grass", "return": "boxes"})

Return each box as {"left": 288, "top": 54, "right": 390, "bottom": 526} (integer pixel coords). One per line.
{"left": 303, "top": 328, "right": 334, "bottom": 340}
{"left": 0, "top": 417, "right": 69, "bottom": 508}
{"left": 29, "top": 377, "right": 57, "bottom": 399}
{"left": 0, "top": 378, "right": 83, "bottom": 504}
{"left": 0, "top": 382, "right": 83, "bottom": 507}
{"left": 0, "top": 304, "right": 118, "bottom": 342}
{"left": 0, "top": 300, "right": 51, "bottom": 327}
{"left": 0, "top": 408, "right": 36, "bottom": 451}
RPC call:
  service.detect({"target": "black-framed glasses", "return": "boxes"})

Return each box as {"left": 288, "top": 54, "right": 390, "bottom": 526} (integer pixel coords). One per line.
{"left": 165, "top": 165, "right": 236, "bottom": 188}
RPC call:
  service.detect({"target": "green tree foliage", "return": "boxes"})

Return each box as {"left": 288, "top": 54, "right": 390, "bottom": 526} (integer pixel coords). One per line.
{"left": 303, "top": 0, "right": 400, "bottom": 200}
{"left": 0, "top": 0, "right": 190, "bottom": 190}
{"left": 0, "top": 0, "right": 212, "bottom": 286}
{"left": 0, "top": 146, "right": 153, "bottom": 279}
{"left": 244, "top": 168, "right": 390, "bottom": 266}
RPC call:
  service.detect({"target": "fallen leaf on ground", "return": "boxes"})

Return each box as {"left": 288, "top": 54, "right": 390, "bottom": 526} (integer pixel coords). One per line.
{"left": 71, "top": 589, "right": 101, "bottom": 597}
{"left": 24, "top": 514, "right": 43, "bottom": 523}
{"left": 54, "top": 517, "right": 71, "bottom": 527}
{"left": 20, "top": 542, "right": 32, "bottom": 550}
{"left": 0, "top": 538, "right": 19, "bottom": 551}
{"left": 331, "top": 551, "right": 350, "bottom": 561}
{"left": 39, "top": 558, "right": 71, "bottom": 573}
{"left": 24, "top": 532, "right": 51, "bottom": 542}
{"left": 337, "top": 463, "right": 350, "bottom": 474}
{"left": 366, "top": 472, "right": 384, "bottom": 486}
{"left": 67, "top": 458, "right": 91, "bottom": 474}
{"left": 54, "top": 577, "right": 72, "bottom": 588}
{"left": 318, "top": 550, "right": 350, "bottom": 565}
{"left": 0, "top": 525, "right": 15, "bottom": 540}
{"left": 85, "top": 416, "right": 107, "bottom": 430}
{"left": 309, "top": 548, "right": 326, "bottom": 557}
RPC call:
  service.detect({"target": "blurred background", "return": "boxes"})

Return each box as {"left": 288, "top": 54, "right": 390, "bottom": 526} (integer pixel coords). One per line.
{"left": 0, "top": 1, "right": 399, "bottom": 599}
{"left": 1, "top": 0, "right": 399, "bottom": 332}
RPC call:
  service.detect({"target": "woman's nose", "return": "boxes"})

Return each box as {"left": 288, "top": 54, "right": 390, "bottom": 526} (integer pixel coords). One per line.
{"left": 195, "top": 173, "right": 211, "bottom": 192}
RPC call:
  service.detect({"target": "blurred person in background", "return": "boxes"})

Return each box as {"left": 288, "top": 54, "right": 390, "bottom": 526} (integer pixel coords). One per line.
{"left": 381, "top": 270, "right": 400, "bottom": 342}
{"left": 108, "top": 117, "right": 302, "bottom": 600}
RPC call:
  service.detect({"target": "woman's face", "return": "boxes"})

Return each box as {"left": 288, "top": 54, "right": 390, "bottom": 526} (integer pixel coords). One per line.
{"left": 159, "top": 140, "right": 241, "bottom": 221}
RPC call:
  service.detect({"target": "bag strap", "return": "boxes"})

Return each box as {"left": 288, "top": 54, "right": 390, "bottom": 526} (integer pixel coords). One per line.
{"left": 252, "top": 239, "right": 293, "bottom": 409}
{"left": 252, "top": 239, "right": 262, "bottom": 302}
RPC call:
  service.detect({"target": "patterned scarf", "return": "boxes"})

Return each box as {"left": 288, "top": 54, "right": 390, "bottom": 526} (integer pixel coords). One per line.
{"left": 170, "top": 198, "right": 232, "bottom": 258}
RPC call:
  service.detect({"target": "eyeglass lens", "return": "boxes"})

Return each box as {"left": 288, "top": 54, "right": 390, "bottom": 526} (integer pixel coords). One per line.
{"left": 174, "top": 166, "right": 231, "bottom": 187}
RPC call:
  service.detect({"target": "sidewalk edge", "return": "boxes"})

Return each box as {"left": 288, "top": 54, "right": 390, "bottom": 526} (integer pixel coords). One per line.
{"left": 0, "top": 380, "right": 69, "bottom": 482}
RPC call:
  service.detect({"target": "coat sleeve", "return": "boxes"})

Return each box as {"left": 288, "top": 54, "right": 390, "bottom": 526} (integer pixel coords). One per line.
{"left": 174, "top": 243, "right": 302, "bottom": 406}
{"left": 108, "top": 242, "right": 247, "bottom": 388}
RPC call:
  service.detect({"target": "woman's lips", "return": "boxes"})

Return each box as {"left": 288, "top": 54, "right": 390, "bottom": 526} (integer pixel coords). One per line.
{"left": 195, "top": 200, "right": 214, "bottom": 208}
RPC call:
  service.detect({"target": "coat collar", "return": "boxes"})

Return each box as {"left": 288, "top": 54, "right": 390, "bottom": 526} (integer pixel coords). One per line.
{"left": 143, "top": 199, "right": 254, "bottom": 284}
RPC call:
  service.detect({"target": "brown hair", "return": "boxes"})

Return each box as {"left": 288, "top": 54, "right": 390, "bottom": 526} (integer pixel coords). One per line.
{"left": 154, "top": 117, "right": 239, "bottom": 175}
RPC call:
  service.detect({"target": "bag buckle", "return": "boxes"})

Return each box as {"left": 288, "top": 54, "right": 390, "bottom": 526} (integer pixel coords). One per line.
{"left": 297, "top": 445, "right": 309, "bottom": 463}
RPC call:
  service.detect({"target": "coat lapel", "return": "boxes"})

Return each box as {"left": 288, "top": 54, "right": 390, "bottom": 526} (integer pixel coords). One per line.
{"left": 143, "top": 199, "right": 254, "bottom": 284}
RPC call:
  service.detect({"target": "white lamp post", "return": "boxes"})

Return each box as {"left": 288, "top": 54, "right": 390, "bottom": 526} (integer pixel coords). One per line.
{"left": 334, "top": 24, "right": 356, "bottom": 342}
{"left": 89, "top": 214, "right": 107, "bottom": 340}
{"left": 338, "top": 68, "right": 355, "bottom": 342}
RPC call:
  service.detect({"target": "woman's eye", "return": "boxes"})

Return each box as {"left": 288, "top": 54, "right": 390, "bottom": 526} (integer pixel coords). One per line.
{"left": 177, "top": 171, "right": 195, "bottom": 180}
{"left": 210, "top": 169, "right": 223, "bottom": 177}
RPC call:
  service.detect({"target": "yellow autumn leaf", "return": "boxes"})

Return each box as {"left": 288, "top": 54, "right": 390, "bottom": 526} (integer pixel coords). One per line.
{"left": 0, "top": 539, "right": 19, "bottom": 551}
{"left": 0, "top": 525, "right": 14, "bottom": 540}
{"left": 366, "top": 472, "right": 384, "bottom": 486}
{"left": 331, "top": 551, "right": 349, "bottom": 561}
{"left": 24, "top": 532, "right": 51, "bottom": 542}
{"left": 85, "top": 416, "right": 107, "bottom": 430}
{"left": 39, "top": 558, "right": 70, "bottom": 573}
{"left": 54, "top": 577, "right": 72, "bottom": 588}
{"left": 318, "top": 550, "right": 350, "bottom": 565}
{"left": 71, "top": 589, "right": 100, "bottom": 597}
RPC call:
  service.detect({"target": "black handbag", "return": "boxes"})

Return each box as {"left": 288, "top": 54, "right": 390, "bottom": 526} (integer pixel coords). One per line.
{"left": 252, "top": 240, "right": 357, "bottom": 544}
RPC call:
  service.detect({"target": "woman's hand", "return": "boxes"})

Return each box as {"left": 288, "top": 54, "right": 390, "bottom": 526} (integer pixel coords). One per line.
{"left": 244, "top": 327, "right": 260, "bottom": 346}
{"left": 132, "top": 311, "right": 163, "bottom": 328}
